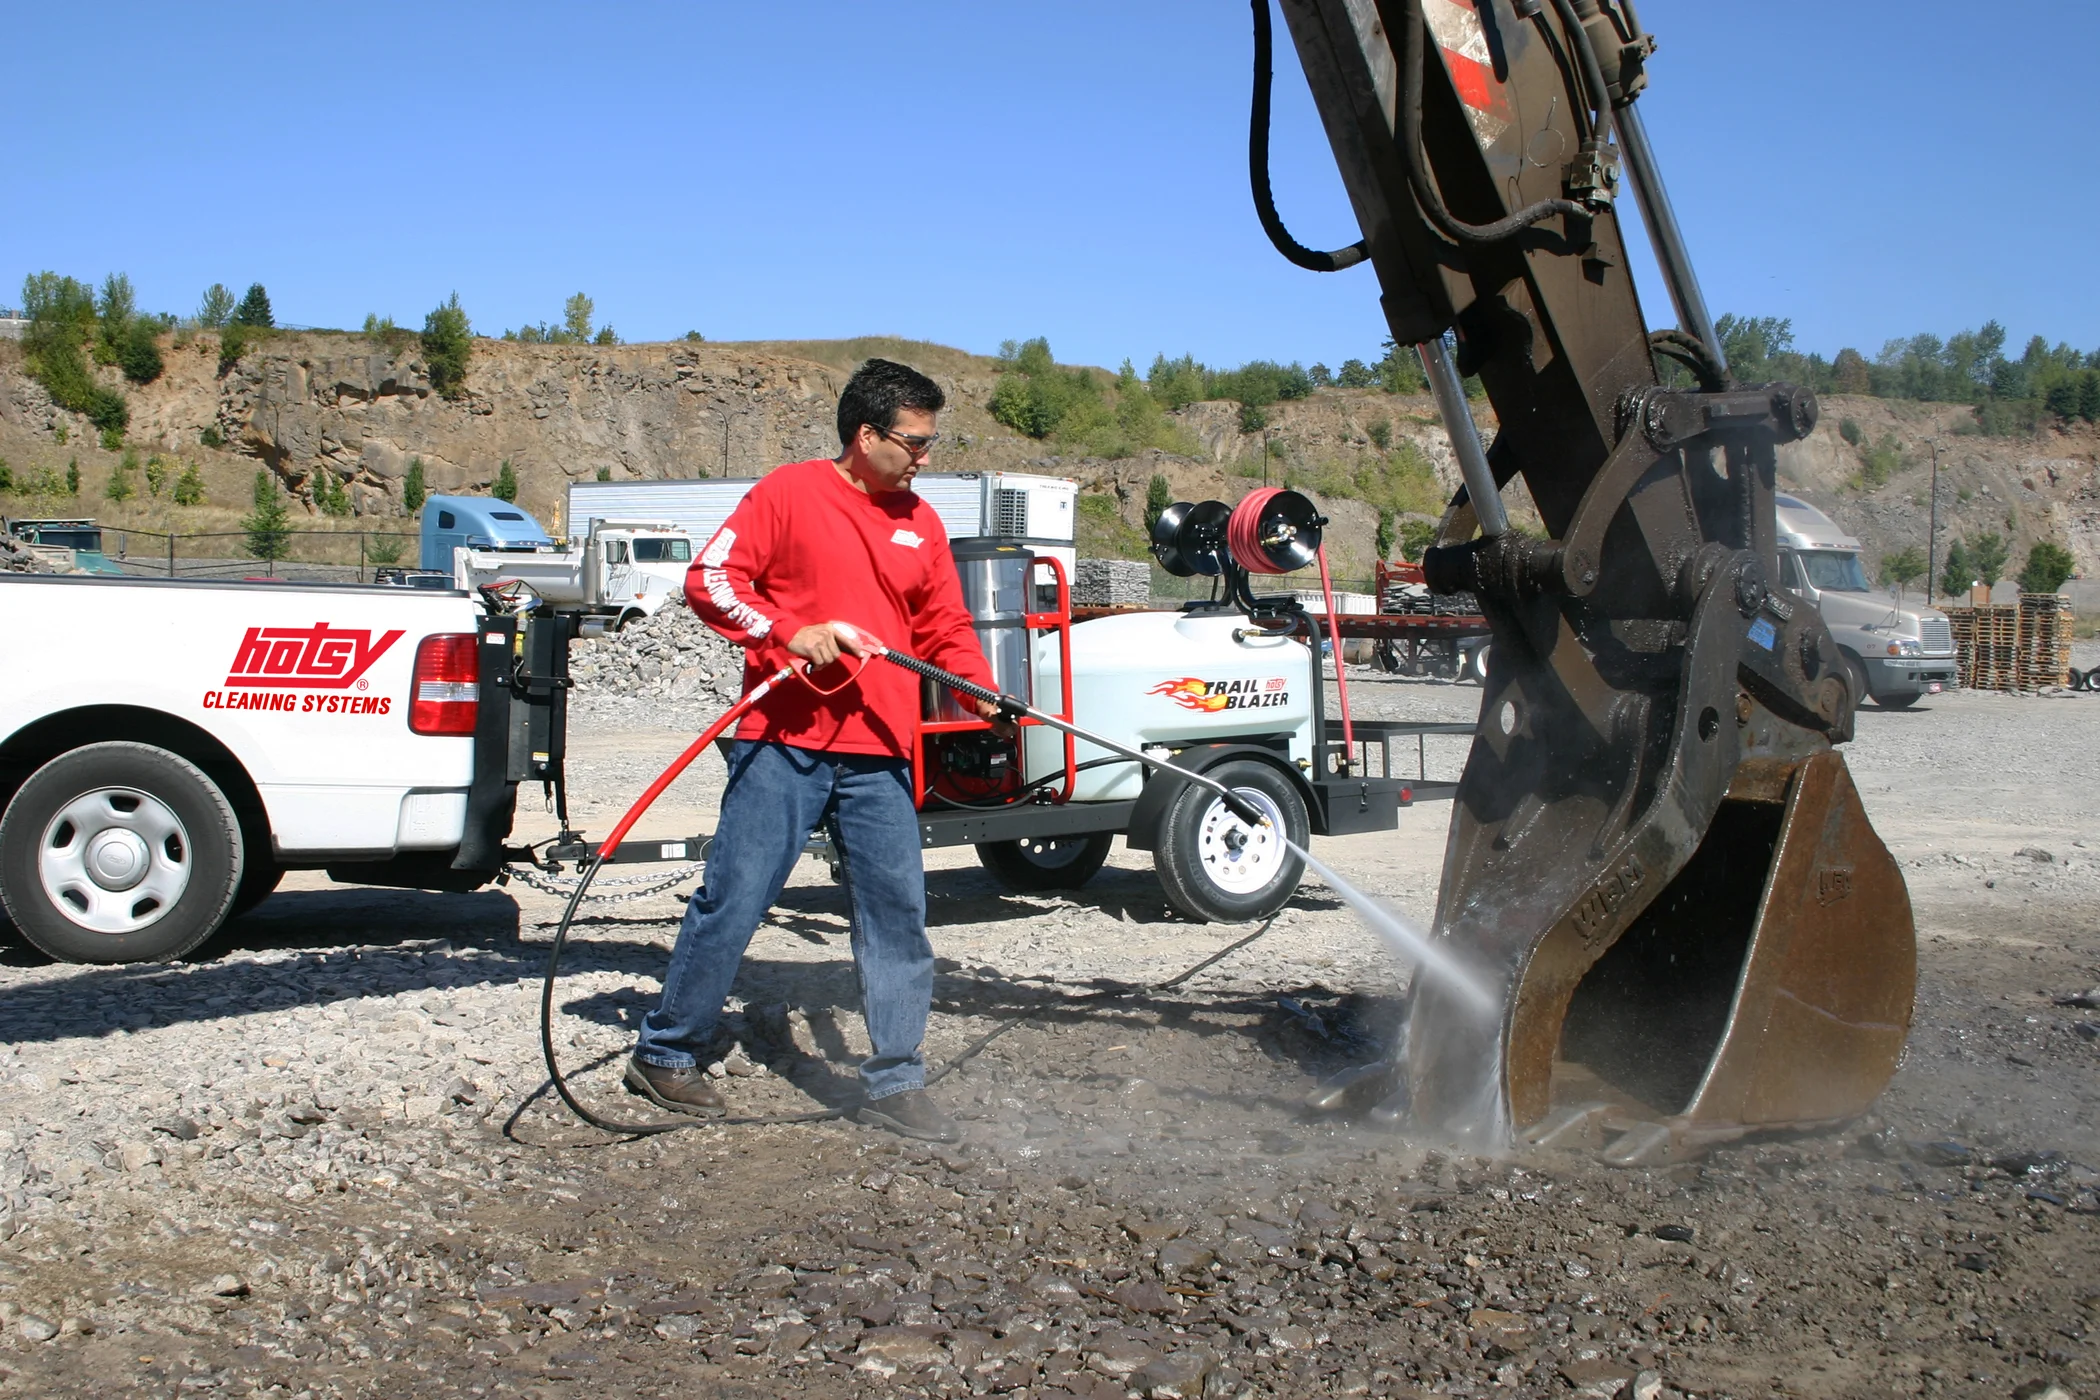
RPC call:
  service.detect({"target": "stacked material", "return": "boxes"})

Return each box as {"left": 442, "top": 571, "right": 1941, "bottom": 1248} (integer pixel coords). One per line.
{"left": 1378, "top": 577, "right": 1480, "bottom": 617}
{"left": 1073, "top": 557, "right": 1150, "bottom": 607}
{"left": 1947, "top": 593, "right": 2074, "bottom": 691}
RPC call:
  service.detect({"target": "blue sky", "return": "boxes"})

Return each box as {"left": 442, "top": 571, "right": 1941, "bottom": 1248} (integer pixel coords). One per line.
{"left": 7, "top": 1, "right": 2094, "bottom": 371}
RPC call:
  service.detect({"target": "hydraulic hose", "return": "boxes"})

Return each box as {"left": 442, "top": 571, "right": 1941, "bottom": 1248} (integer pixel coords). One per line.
{"left": 1249, "top": 0, "right": 1369, "bottom": 273}
{"left": 1397, "top": 0, "right": 1587, "bottom": 246}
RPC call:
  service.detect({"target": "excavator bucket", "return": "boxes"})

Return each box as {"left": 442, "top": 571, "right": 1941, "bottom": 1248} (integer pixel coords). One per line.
{"left": 1265, "top": 0, "right": 1920, "bottom": 1152}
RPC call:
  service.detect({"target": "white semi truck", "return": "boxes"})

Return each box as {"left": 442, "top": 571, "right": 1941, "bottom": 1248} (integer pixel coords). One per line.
{"left": 415, "top": 495, "right": 694, "bottom": 626}
{"left": 1772, "top": 494, "right": 1958, "bottom": 708}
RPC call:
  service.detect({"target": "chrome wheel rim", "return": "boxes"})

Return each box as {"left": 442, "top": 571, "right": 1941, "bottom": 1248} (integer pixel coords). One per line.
{"left": 38, "top": 787, "right": 191, "bottom": 934}
{"left": 1195, "top": 786, "right": 1287, "bottom": 895}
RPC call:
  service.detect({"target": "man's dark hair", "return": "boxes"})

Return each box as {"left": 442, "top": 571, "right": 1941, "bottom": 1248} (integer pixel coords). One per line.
{"left": 837, "top": 358, "right": 945, "bottom": 447}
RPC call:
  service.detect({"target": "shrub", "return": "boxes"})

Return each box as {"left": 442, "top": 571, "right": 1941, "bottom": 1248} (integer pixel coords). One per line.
{"left": 683, "top": 330, "right": 706, "bottom": 343}
{"left": 99, "top": 426, "right": 124, "bottom": 452}
{"left": 197, "top": 283, "right": 236, "bottom": 329}
{"left": 1858, "top": 432, "right": 1902, "bottom": 487}
{"left": 421, "top": 293, "right": 472, "bottom": 398}
{"left": 594, "top": 325, "right": 618, "bottom": 346}
{"left": 1399, "top": 519, "right": 1439, "bottom": 561}
{"left": 200, "top": 424, "right": 224, "bottom": 449}
{"left": 1366, "top": 419, "right": 1392, "bottom": 450}
{"left": 402, "top": 458, "right": 427, "bottom": 514}
{"left": 2018, "top": 541, "right": 2075, "bottom": 594}
{"left": 218, "top": 322, "right": 254, "bottom": 375}
{"left": 173, "top": 462, "right": 206, "bottom": 505}
{"left": 66, "top": 459, "right": 80, "bottom": 495}
{"left": 1838, "top": 418, "right": 1862, "bottom": 446}
{"left": 117, "top": 319, "right": 163, "bottom": 384}
{"left": 1146, "top": 353, "right": 1210, "bottom": 411}
{"left": 366, "top": 534, "right": 405, "bottom": 565}
{"left": 493, "top": 459, "right": 519, "bottom": 502}
{"left": 1238, "top": 402, "right": 1268, "bottom": 434}
{"left": 234, "top": 283, "right": 274, "bottom": 328}
{"left": 0, "top": 459, "right": 11, "bottom": 492}
{"left": 145, "top": 453, "right": 171, "bottom": 497}
{"left": 362, "top": 313, "right": 398, "bottom": 335}
{"left": 1375, "top": 507, "right": 1395, "bottom": 559}
{"left": 594, "top": 466, "right": 613, "bottom": 482}
{"left": 1075, "top": 492, "right": 1149, "bottom": 561}
{"left": 242, "top": 470, "right": 293, "bottom": 561}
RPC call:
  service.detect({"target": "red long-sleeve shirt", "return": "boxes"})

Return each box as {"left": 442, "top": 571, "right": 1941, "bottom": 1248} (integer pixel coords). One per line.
{"left": 685, "top": 458, "right": 996, "bottom": 758}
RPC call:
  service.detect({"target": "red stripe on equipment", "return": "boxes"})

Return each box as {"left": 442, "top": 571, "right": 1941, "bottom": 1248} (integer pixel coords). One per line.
{"left": 1441, "top": 47, "right": 1497, "bottom": 113}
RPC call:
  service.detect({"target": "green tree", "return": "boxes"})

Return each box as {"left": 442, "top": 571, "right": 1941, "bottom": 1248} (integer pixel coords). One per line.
{"left": 2017, "top": 541, "right": 2075, "bottom": 595}
{"left": 143, "top": 453, "right": 170, "bottom": 497}
{"left": 197, "top": 283, "right": 236, "bottom": 329}
{"left": 493, "top": 459, "right": 519, "bottom": 502}
{"left": 362, "top": 312, "right": 398, "bottom": 335}
{"left": 1375, "top": 507, "right": 1396, "bottom": 559}
{"left": 106, "top": 449, "right": 138, "bottom": 502}
{"left": 234, "top": 283, "right": 274, "bottom": 328}
{"left": 594, "top": 325, "right": 618, "bottom": 346}
{"left": 563, "top": 293, "right": 594, "bottom": 343}
{"left": 173, "top": 462, "right": 206, "bottom": 505}
{"left": 315, "top": 470, "right": 352, "bottom": 517}
{"left": 117, "top": 318, "right": 163, "bottom": 384}
{"left": 1334, "top": 358, "right": 1376, "bottom": 388}
{"left": 1838, "top": 418, "right": 1862, "bottom": 446}
{"left": 421, "top": 293, "right": 472, "bottom": 398}
{"left": 1143, "top": 474, "right": 1173, "bottom": 534}
{"left": 402, "top": 458, "right": 427, "bottom": 514}
{"left": 1968, "top": 531, "right": 2009, "bottom": 587}
{"left": 1366, "top": 419, "right": 1392, "bottom": 450}
{"left": 1238, "top": 402, "right": 1268, "bottom": 434}
{"left": 1376, "top": 338, "right": 1427, "bottom": 394}
{"left": 66, "top": 459, "right": 80, "bottom": 495}
{"left": 217, "top": 322, "right": 253, "bottom": 375}
{"left": 242, "top": 470, "right": 293, "bottom": 561}
{"left": 366, "top": 534, "right": 405, "bottom": 565}
{"left": 20, "top": 270, "right": 129, "bottom": 433}
{"left": 1878, "top": 545, "right": 1926, "bottom": 590}
{"left": 1831, "top": 347, "right": 1871, "bottom": 395}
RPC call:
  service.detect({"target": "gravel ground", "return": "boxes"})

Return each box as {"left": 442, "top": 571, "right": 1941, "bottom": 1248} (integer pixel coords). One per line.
{"left": 3, "top": 642, "right": 2098, "bottom": 1400}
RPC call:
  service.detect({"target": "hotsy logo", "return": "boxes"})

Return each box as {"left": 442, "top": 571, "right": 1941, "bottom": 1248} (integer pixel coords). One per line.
{"left": 226, "top": 623, "right": 404, "bottom": 689}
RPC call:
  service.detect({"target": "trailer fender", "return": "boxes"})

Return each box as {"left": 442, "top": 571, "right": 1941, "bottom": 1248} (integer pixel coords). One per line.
{"left": 1124, "top": 742, "right": 1311, "bottom": 852}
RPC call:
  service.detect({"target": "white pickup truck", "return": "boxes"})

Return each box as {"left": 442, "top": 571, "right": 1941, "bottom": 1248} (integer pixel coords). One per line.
{"left": 0, "top": 573, "right": 571, "bottom": 964}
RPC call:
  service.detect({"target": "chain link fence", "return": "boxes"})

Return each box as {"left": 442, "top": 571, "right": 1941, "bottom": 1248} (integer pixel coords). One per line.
{"left": 100, "top": 528, "right": 421, "bottom": 583}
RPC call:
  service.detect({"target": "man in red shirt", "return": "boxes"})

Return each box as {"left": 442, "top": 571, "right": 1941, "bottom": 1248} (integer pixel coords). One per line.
{"left": 628, "top": 359, "right": 999, "bottom": 1142}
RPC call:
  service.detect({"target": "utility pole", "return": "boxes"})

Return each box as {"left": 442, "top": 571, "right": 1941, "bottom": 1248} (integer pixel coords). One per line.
{"left": 1925, "top": 435, "right": 1941, "bottom": 605}
{"left": 1261, "top": 430, "right": 1271, "bottom": 488}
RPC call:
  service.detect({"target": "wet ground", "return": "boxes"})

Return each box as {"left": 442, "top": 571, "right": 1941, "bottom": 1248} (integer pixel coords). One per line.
{"left": 2, "top": 664, "right": 2098, "bottom": 1400}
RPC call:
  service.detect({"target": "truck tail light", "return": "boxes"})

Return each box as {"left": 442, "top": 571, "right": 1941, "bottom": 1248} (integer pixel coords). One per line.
{"left": 409, "top": 633, "right": 480, "bottom": 735}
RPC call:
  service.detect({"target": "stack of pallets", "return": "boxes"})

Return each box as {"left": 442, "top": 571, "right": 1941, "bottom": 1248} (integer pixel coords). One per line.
{"left": 1946, "top": 594, "right": 2073, "bottom": 691}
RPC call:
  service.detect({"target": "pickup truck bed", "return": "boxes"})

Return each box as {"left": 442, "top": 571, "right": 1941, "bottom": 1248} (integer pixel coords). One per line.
{"left": 0, "top": 574, "right": 558, "bottom": 963}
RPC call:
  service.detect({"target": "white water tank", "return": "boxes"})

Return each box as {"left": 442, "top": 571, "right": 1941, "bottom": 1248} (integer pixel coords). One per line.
{"left": 1025, "top": 612, "right": 1314, "bottom": 801}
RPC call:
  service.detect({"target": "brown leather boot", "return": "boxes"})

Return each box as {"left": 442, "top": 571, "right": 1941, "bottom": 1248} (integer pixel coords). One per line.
{"left": 624, "top": 1057, "right": 726, "bottom": 1117}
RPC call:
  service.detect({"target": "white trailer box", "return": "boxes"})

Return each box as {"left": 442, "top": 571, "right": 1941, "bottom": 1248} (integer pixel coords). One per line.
{"left": 566, "top": 471, "right": 1078, "bottom": 584}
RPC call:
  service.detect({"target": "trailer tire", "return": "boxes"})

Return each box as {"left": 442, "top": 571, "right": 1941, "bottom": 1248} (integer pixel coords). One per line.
{"left": 0, "top": 742, "right": 244, "bottom": 965}
{"left": 976, "top": 832, "right": 1115, "bottom": 892}
{"left": 1464, "top": 641, "right": 1491, "bottom": 686}
{"left": 1153, "top": 759, "right": 1307, "bottom": 924}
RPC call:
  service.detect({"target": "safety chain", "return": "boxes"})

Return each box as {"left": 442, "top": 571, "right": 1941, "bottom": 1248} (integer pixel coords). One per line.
{"left": 502, "top": 861, "right": 703, "bottom": 903}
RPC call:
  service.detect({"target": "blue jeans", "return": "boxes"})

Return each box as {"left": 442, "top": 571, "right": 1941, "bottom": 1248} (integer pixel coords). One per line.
{"left": 634, "top": 740, "right": 933, "bottom": 1101}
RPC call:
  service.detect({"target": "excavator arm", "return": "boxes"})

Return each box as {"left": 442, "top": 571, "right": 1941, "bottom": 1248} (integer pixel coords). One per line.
{"left": 1265, "top": 0, "right": 1915, "bottom": 1159}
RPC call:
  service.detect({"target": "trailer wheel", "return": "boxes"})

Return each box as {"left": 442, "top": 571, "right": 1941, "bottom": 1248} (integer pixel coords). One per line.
{"left": 0, "top": 743, "right": 244, "bottom": 964}
{"left": 975, "top": 832, "right": 1114, "bottom": 892}
{"left": 1464, "top": 641, "right": 1492, "bottom": 686}
{"left": 1153, "top": 760, "right": 1308, "bottom": 924}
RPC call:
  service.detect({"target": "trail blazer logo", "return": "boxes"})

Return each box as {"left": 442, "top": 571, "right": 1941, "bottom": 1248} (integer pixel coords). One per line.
{"left": 1147, "top": 676, "right": 1290, "bottom": 714}
{"left": 890, "top": 528, "right": 923, "bottom": 549}
{"left": 201, "top": 622, "right": 404, "bottom": 716}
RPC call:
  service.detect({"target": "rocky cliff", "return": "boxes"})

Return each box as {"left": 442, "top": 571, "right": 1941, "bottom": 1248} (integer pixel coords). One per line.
{"left": 1, "top": 331, "right": 2094, "bottom": 592}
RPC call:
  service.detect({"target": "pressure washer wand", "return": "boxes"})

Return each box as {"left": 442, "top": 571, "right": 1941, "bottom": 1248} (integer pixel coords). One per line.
{"left": 863, "top": 642, "right": 1272, "bottom": 829}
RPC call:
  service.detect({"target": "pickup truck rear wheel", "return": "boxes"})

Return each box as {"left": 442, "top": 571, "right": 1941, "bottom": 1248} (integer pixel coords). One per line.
{"left": 976, "top": 832, "right": 1114, "bottom": 892}
{"left": 0, "top": 743, "right": 244, "bottom": 964}
{"left": 1153, "top": 759, "right": 1308, "bottom": 924}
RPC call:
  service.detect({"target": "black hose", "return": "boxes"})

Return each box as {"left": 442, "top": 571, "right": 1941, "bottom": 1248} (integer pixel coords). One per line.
{"left": 1649, "top": 329, "right": 1728, "bottom": 392}
{"left": 1546, "top": 0, "right": 1616, "bottom": 145}
{"left": 1249, "top": 0, "right": 1369, "bottom": 273}
{"left": 1397, "top": 0, "right": 1587, "bottom": 246}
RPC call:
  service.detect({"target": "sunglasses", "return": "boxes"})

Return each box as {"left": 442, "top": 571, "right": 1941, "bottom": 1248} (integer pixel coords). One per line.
{"left": 870, "top": 424, "right": 940, "bottom": 457}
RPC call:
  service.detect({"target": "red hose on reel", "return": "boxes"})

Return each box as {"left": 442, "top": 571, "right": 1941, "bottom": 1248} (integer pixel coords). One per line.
{"left": 1228, "top": 489, "right": 1356, "bottom": 765}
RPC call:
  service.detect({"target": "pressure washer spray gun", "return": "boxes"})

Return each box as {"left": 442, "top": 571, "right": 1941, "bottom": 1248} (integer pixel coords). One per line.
{"left": 539, "top": 621, "right": 1271, "bottom": 1135}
